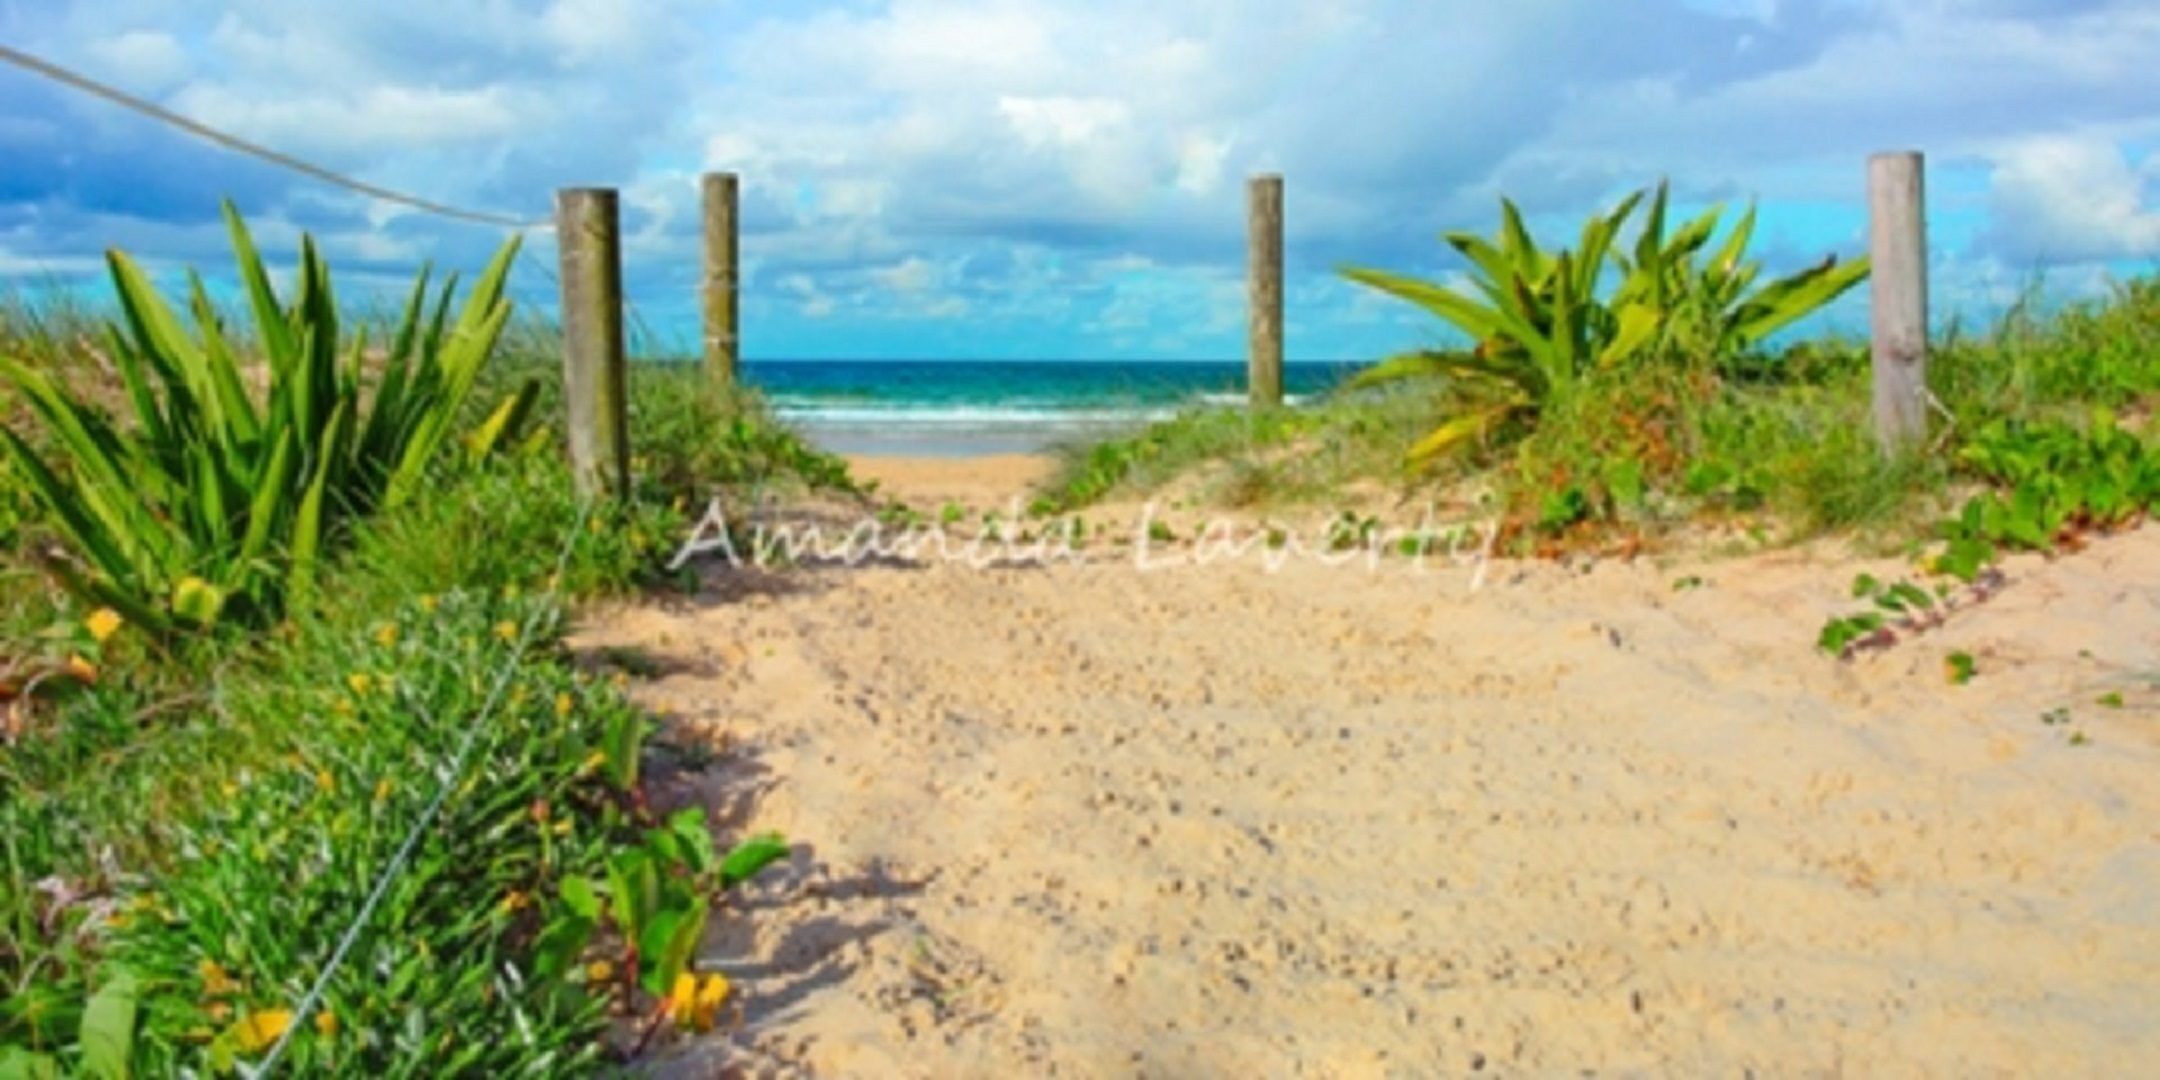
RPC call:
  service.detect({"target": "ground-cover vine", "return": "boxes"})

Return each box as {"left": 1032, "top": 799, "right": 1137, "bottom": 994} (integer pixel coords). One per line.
{"left": 1816, "top": 412, "right": 2158, "bottom": 657}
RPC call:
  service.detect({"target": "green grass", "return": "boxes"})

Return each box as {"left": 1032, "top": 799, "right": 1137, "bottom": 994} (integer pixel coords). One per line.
{"left": 1037, "top": 381, "right": 1456, "bottom": 514}
{"left": 1, "top": 276, "right": 857, "bottom": 1072}
{"left": 1043, "top": 274, "right": 2160, "bottom": 550}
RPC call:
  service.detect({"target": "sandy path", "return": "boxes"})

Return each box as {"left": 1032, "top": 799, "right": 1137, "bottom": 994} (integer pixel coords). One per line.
{"left": 589, "top": 457, "right": 2160, "bottom": 1077}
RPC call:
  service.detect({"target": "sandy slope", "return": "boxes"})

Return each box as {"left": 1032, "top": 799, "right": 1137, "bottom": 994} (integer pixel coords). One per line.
{"left": 583, "top": 456, "right": 2160, "bottom": 1077}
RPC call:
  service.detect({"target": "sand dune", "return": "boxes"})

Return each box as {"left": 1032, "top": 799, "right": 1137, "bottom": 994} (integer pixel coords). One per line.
{"left": 585, "top": 456, "right": 2160, "bottom": 1077}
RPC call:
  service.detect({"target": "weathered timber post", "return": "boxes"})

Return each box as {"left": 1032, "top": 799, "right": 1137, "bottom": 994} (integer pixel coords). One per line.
{"left": 1869, "top": 151, "right": 1928, "bottom": 451}
{"left": 1248, "top": 174, "right": 1285, "bottom": 409}
{"left": 556, "top": 187, "right": 630, "bottom": 497}
{"left": 701, "top": 172, "right": 740, "bottom": 387}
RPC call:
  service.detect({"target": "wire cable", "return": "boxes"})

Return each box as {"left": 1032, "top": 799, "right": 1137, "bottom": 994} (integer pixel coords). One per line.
{"left": 248, "top": 496, "right": 597, "bottom": 1076}
{"left": 0, "top": 43, "right": 548, "bottom": 229}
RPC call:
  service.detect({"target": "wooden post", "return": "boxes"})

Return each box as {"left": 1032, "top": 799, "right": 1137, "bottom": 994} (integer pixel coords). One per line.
{"left": 556, "top": 187, "right": 630, "bottom": 497}
{"left": 1248, "top": 174, "right": 1284, "bottom": 409}
{"left": 701, "top": 172, "right": 740, "bottom": 387}
{"left": 1869, "top": 151, "right": 1928, "bottom": 451}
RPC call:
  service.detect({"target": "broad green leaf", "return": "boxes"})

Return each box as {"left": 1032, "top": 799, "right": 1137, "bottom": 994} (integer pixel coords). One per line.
{"left": 559, "top": 876, "right": 602, "bottom": 920}
{"left": 223, "top": 199, "right": 297, "bottom": 372}
{"left": 1339, "top": 266, "right": 1509, "bottom": 345}
{"left": 669, "top": 807, "right": 717, "bottom": 875}
{"left": 1599, "top": 304, "right": 1661, "bottom": 367}
{"left": 78, "top": 970, "right": 138, "bottom": 1080}
{"left": 1405, "top": 403, "right": 1514, "bottom": 467}
{"left": 718, "top": 832, "right": 791, "bottom": 889}
{"left": 288, "top": 398, "right": 351, "bottom": 607}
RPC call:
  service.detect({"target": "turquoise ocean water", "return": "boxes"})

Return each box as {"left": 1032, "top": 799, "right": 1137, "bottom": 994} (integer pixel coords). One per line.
{"left": 741, "top": 360, "right": 1360, "bottom": 457}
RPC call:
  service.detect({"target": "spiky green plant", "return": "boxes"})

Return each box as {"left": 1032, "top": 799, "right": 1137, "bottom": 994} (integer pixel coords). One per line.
{"left": 1340, "top": 180, "right": 1869, "bottom": 465}
{"left": 0, "top": 202, "right": 535, "bottom": 631}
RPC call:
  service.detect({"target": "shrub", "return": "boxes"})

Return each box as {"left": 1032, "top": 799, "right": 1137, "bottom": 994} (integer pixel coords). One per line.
{"left": 1340, "top": 180, "right": 1868, "bottom": 465}
{"left": 0, "top": 203, "right": 535, "bottom": 633}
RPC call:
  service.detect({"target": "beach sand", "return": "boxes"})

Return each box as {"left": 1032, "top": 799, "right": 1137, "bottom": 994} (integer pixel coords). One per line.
{"left": 583, "top": 454, "right": 2160, "bottom": 1077}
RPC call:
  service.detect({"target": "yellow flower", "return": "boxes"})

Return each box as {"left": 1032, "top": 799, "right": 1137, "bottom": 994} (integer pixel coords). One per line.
{"left": 373, "top": 778, "right": 394, "bottom": 803}
{"left": 230, "top": 1009, "right": 291, "bottom": 1054}
{"left": 585, "top": 960, "right": 613, "bottom": 983}
{"left": 314, "top": 1010, "right": 337, "bottom": 1038}
{"left": 498, "top": 890, "right": 528, "bottom": 916}
{"left": 347, "top": 673, "right": 371, "bottom": 695}
{"left": 664, "top": 971, "right": 731, "bottom": 1031}
{"left": 85, "top": 607, "right": 123, "bottom": 643}
{"left": 418, "top": 594, "right": 439, "bottom": 613}
{"left": 372, "top": 624, "right": 398, "bottom": 647}
{"left": 666, "top": 972, "right": 698, "bottom": 1027}
{"left": 494, "top": 620, "right": 519, "bottom": 642}
{"left": 199, "top": 959, "right": 240, "bottom": 996}
{"left": 315, "top": 770, "right": 335, "bottom": 793}
{"left": 692, "top": 973, "right": 730, "bottom": 1031}
{"left": 555, "top": 692, "right": 574, "bottom": 717}
{"left": 220, "top": 780, "right": 240, "bottom": 800}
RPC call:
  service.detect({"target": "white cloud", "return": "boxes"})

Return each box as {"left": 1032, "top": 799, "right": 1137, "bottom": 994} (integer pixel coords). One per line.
{"left": 1173, "top": 133, "right": 1231, "bottom": 195}
{"left": 540, "top": 0, "right": 673, "bottom": 65}
{"left": 871, "top": 256, "right": 938, "bottom": 292}
{"left": 1985, "top": 135, "right": 2160, "bottom": 262}
{"left": 86, "top": 30, "right": 188, "bottom": 89}
{"left": 780, "top": 272, "right": 836, "bottom": 318}
{"left": 169, "top": 83, "right": 522, "bottom": 154}
{"left": 997, "top": 96, "right": 1128, "bottom": 149}
{"left": 5, "top": 0, "right": 2158, "bottom": 351}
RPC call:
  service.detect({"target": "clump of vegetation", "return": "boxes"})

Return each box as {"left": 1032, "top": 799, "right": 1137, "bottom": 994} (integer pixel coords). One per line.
{"left": 1047, "top": 195, "right": 2156, "bottom": 558}
{"left": 1034, "top": 381, "right": 1451, "bottom": 514}
{"left": 1816, "top": 411, "right": 2156, "bottom": 658}
{"left": 0, "top": 203, "right": 536, "bottom": 633}
{"left": 629, "top": 368, "right": 861, "bottom": 508}
{"left": 1338, "top": 180, "right": 1867, "bottom": 465}
{"left": 1, "top": 212, "right": 844, "bottom": 1073}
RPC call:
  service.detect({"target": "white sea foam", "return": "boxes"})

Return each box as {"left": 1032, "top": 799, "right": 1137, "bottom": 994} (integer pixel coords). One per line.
{"left": 774, "top": 393, "right": 1310, "bottom": 430}
{"left": 775, "top": 403, "right": 1173, "bottom": 428}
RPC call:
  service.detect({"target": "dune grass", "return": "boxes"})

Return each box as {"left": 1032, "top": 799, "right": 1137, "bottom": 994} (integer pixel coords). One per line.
{"left": 0, "top": 274, "right": 857, "bottom": 1072}
{"left": 1041, "top": 276, "right": 2160, "bottom": 550}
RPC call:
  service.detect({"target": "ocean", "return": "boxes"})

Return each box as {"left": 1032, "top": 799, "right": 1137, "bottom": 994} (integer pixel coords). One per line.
{"left": 740, "top": 359, "right": 1363, "bottom": 457}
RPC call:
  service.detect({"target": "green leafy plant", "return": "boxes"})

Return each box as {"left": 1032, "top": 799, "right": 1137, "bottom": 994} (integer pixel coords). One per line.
{"left": 1340, "top": 180, "right": 1869, "bottom": 465}
{"left": 1935, "top": 411, "right": 2159, "bottom": 572}
{"left": 1818, "top": 572, "right": 1946, "bottom": 657}
{"left": 0, "top": 202, "right": 533, "bottom": 632}
{"left": 1945, "top": 651, "right": 1977, "bottom": 685}
{"left": 533, "top": 809, "right": 788, "bottom": 1041}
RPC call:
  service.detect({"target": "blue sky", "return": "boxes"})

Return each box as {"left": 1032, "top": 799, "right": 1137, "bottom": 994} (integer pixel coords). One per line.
{"left": 1, "top": 0, "right": 2156, "bottom": 360}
